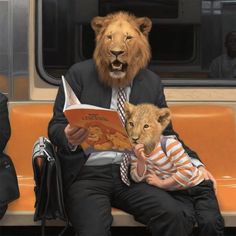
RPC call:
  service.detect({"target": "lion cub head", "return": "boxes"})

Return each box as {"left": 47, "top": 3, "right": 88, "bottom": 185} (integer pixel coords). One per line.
{"left": 91, "top": 11, "right": 152, "bottom": 88}
{"left": 124, "top": 102, "right": 171, "bottom": 155}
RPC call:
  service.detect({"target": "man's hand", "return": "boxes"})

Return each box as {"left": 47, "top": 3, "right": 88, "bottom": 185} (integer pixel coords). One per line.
{"left": 64, "top": 124, "right": 88, "bottom": 146}
{"left": 198, "top": 166, "right": 217, "bottom": 193}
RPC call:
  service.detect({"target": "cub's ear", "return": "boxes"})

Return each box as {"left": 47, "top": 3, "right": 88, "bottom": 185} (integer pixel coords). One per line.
{"left": 124, "top": 102, "right": 135, "bottom": 119}
{"left": 91, "top": 16, "right": 107, "bottom": 35}
{"left": 157, "top": 108, "right": 171, "bottom": 128}
{"left": 136, "top": 17, "right": 152, "bottom": 36}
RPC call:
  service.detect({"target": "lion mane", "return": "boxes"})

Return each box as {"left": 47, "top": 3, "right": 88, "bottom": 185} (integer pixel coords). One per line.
{"left": 91, "top": 11, "right": 152, "bottom": 88}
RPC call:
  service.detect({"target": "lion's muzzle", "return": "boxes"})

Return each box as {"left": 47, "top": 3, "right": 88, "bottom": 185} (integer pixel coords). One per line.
{"left": 109, "top": 60, "right": 127, "bottom": 79}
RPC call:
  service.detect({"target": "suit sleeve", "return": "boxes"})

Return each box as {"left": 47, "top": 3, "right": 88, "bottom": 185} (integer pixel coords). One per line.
{"left": 48, "top": 68, "right": 82, "bottom": 153}
{"left": 155, "top": 82, "right": 201, "bottom": 162}
{"left": 0, "top": 93, "right": 11, "bottom": 152}
{"left": 48, "top": 83, "right": 69, "bottom": 151}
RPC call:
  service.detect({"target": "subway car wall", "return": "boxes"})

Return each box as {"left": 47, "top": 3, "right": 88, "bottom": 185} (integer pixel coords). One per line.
{"left": 38, "top": 0, "right": 236, "bottom": 86}
{"left": 0, "top": 0, "right": 236, "bottom": 100}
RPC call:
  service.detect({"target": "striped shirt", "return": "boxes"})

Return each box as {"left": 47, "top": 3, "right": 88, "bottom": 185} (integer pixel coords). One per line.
{"left": 130, "top": 137, "right": 204, "bottom": 190}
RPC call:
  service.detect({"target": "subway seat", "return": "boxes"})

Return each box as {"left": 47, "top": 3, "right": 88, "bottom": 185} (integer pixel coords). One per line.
{"left": 1, "top": 104, "right": 236, "bottom": 227}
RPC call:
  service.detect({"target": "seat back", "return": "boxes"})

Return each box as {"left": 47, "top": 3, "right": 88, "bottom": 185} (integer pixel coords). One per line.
{"left": 6, "top": 104, "right": 53, "bottom": 176}
{"left": 171, "top": 105, "right": 236, "bottom": 178}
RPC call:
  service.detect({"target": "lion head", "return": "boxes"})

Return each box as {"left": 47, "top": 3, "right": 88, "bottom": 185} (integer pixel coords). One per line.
{"left": 124, "top": 102, "right": 171, "bottom": 155}
{"left": 84, "top": 121, "right": 112, "bottom": 147}
{"left": 91, "top": 11, "right": 152, "bottom": 88}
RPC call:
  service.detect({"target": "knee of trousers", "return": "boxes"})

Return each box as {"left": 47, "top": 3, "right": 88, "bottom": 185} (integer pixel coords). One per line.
{"left": 149, "top": 205, "right": 191, "bottom": 225}
{"left": 148, "top": 207, "right": 195, "bottom": 235}
{"left": 197, "top": 213, "right": 225, "bottom": 231}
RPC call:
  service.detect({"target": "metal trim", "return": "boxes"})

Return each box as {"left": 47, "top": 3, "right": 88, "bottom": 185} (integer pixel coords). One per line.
{"left": 35, "top": 0, "right": 61, "bottom": 86}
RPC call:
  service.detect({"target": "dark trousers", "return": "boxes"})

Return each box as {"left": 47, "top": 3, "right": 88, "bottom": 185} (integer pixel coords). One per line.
{"left": 172, "top": 180, "right": 225, "bottom": 236}
{"left": 0, "top": 203, "right": 7, "bottom": 219}
{"left": 65, "top": 164, "right": 195, "bottom": 236}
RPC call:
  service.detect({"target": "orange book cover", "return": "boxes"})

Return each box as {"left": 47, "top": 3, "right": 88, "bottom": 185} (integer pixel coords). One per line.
{"left": 62, "top": 76, "right": 133, "bottom": 155}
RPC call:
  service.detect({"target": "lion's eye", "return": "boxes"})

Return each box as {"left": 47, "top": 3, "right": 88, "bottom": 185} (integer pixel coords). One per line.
{"left": 129, "top": 122, "right": 134, "bottom": 127}
{"left": 143, "top": 124, "right": 149, "bottom": 129}
{"left": 107, "top": 35, "right": 112, "bottom": 40}
{"left": 126, "top": 35, "right": 133, "bottom": 40}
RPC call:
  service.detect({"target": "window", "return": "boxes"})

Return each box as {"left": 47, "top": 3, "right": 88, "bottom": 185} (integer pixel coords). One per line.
{"left": 36, "top": 0, "right": 236, "bottom": 86}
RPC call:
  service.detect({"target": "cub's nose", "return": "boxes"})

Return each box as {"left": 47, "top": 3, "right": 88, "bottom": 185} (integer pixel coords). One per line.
{"left": 132, "top": 137, "right": 139, "bottom": 143}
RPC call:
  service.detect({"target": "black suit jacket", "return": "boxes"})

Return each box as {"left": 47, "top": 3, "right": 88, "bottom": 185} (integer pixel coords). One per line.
{"left": 48, "top": 59, "right": 200, "bottom": 189}
{"left": 0, "top": 93, "right": 11, "bottom": 154}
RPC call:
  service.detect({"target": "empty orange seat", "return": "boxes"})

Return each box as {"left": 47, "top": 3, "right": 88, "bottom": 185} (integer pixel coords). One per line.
{"left": 6, "top": 104, "right": 53, "bottom": 213}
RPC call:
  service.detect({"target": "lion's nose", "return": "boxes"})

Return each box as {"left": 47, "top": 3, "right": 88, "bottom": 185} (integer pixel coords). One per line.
{"left": 110, "top": 50, "right": 124, "bottom": 57}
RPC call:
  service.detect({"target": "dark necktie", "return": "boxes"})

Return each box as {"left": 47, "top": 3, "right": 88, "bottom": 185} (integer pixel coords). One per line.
{"left": 117, "top": 87, "right": 131, "bottom": 186}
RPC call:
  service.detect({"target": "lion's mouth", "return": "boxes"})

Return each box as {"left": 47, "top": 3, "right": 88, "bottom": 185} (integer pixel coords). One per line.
{"left": 108, "top": 60, "right": 128, "bottom": 79}
{"left": 109, "top": 60, "right": 127, "bottom": 73}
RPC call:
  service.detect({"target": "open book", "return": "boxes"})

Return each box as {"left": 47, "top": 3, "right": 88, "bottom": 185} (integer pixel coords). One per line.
{"left": 62, "top": 76, "right": 133, "bottom": 155}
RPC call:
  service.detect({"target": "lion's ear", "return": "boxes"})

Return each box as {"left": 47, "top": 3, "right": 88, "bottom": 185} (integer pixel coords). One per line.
{"left": 157, "top": 108, "right": 171, "bottom": 128}
{"left": 136, "top": 17, "right": 152, "bottom": 36}
{"left": 91, "top": 16, "right": 106, "bottom": 35}
{"left": 124, "top": 102, "right": 135, "bottom": 119}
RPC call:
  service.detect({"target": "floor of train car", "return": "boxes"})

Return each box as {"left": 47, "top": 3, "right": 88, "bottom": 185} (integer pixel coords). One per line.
{"left": 0, "top": 227, "right": 236, "bottom": 235}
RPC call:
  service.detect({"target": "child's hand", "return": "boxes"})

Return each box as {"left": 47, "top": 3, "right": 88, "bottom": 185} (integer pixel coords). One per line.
{"left": 146, "top": 172, "right": 164, "bottom": 188}
{"left": 133, "top": 144, "right": 146, "bottom": 161}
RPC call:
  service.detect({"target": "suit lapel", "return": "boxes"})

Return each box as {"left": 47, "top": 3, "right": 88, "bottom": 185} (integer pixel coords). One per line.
{"left": 129, "top": 71, "right": 143, "bottom": 104}
{"left": 100, "top": 85, "right": 112, "bottom": 109}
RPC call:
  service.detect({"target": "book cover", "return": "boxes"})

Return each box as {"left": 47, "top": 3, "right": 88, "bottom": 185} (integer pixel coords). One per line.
{"left": 62, "top": 76, "right": 133, "bottom": 155}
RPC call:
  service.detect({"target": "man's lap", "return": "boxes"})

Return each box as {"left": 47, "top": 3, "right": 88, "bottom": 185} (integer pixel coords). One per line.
{"left": 65, "top": 165, "right": 196, "bottom": 227}
{"left": 113, "top": 181, "right": 195, "bottom": 226}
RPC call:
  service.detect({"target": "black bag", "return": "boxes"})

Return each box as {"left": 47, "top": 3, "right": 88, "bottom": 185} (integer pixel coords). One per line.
{"left": 32, "top": 137, "right": 68, "bottom": 236}
{"left": 0, "top": 153, "right": 20, "bottom": 219}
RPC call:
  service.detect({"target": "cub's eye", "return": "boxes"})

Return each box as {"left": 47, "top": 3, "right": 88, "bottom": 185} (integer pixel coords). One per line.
{"left": 107, "top": 35, "right": 112, "bottom": 40}
{"left": 129, "top": 122, "right": 134, "bottom": 127}
{"left": 126, "top": 35, "right": 133, "bottom": 40}
{"left": 143, "top": 124, "right": 149, "bottom": 129}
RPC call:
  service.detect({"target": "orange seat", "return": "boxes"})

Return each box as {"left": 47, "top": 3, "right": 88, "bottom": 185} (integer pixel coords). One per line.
{"left": 2, "top": 103, "right": 236, "bottom": 226}
{"left": 6, "top": 104, "right": 53, "bottom": 213}
{"left": 171, "top": 105, "right": 236, "bottom": 212}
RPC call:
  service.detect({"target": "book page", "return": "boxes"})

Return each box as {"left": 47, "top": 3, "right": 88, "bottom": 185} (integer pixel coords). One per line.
{"left": 61, "top": 75, "right": 81, "bottom": 111}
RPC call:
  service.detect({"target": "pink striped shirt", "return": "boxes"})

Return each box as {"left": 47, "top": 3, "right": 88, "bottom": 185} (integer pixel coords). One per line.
{"left": 130, "top": 137, "right": 204, "bottom": 190}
